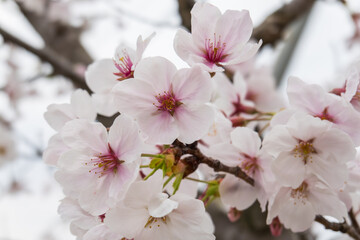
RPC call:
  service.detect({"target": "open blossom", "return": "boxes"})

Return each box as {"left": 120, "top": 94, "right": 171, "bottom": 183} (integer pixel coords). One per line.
{"left": 287, "top": 77, "right": 360, "bottom": 145}
{"left": 267, "top": 176, "right": 347, "bottom": 232}
{"left": 112, "top": 57, "right": 215, "bottom": 144}
{"left": 105, "top": 172, "right": 215, "bottom": 240}
{"left": 85, "top": 33, "right": 154, "bottom": 116}
{"left": 44, "top": 89, "right": 96, "bottom": 132}
{"left": 213, "top": 72, "right": 255, "bottom": 118}
{"left": 58, "top": 197, "right": 124, "bottom": 240}
{"left": 55, "top": 114, "right": 143, "bottom": 215}
{"left": 263, "top": 112, "right": 355, "bottom": 189}
{"left": 174, "top": 2, "right": 261, "bottom": 72}
{"left": 214, "top": 127, "right": 272, "bottom": 211}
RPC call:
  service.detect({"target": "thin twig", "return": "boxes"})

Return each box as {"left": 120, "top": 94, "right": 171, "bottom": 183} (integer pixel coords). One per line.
{"left": 315, "top": 215, "right": 360, "bottom": 240}
{"left": 0, "top": 27, "right": 90, "bottom": 91}
{"left": 349, "top": 209, "right": 360, "bottom": 235}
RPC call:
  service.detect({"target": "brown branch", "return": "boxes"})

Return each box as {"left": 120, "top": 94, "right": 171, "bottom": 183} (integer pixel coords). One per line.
{"left": 315, "top": 215, "right": 360, "bottom": 240}
{"left": 176, "top": 0, "right": 316, "bottom": 47}
{"left": 174, "top": 142, "right": 254, "bottom": 186}
{"left": 15, "top": 0, "right": 93, "bottom": 65}
{"left": 0, "top": 27, "right": 90, "bottom": 91}
{"left": 252, "top": 0, "right": 316, "bottom": 46}
{"left": 177, "top": 0, "right": 194, "bottom": 31}
{"left": 349, "top": 209, "right": 360, "bottom": 234}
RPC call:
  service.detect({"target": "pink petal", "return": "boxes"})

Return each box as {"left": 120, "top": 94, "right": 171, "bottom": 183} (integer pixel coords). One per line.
{"left": 215, "top": 10, "right": 253, "bottom": 51}
{"left": 137, "top": 110, "right": 179, "bottom": 145}
{"left": 108, "top": 114, "right": 143, "bottom": 161}
{"left": 175, "top": 104, "right": 215, "bottom": 144}
{"left": 172, "top": 66, "right": 212, "bottom": 105}
{"left": 219, "top": 174, "right": 258, "bottom": 210}
{"left": 272, "top": 151, "right": 306, "bottom": 188}
{"left": 231, "top": 127, "right": 261, "bottom": 157}
{"left": 85, "top": 59, "right": 118, "bottom": 93}
{"left": 134, "top": 57, "right": 177, "bottom": 93}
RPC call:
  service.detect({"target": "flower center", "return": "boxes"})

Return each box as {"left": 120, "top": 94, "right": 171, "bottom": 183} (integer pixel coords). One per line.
{"left": 315, "top": 107, "right": 334, "bottom": 122}
{"left": 292, "top": 140, "right": 316, "bottom": 164}
{"left": 204, "top": 33, "right": 227, "bottom": 64}
{"left": 290, "top": 181, "right": 308, "bottom": 204}
{"left": 240, "top": 153, "right": 259, "bottom": 176}
{"left": 230, "top": 95, "right": 255, "bottom": 117}
{"left": 154, "top": 91, "right": 181, "bottom": 116}
{"left": 144, "top": 216, "right": 167, "bottom": 229}
{"left": 113, "top": 49, "right": 134, "bottom": 80}
{"left": 86, "top": 143, "right": 124, "bottom": 178}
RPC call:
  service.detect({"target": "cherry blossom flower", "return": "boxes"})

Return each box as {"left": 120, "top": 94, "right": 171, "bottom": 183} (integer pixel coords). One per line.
{"left": 85, "top": 33, "right": 154, "bottom": 116}
{"left": 267, "top": 176, "right": 347, "bottom": 232}
{"left": 216, "top": 127, "right": 272, "bottom": 211}
{"left": 44, "top": 89, "right": 96, "bottom": 132}
{"left": 58, "top": 197, "right": 124, "bottom": 240}
{"left": 105, "top": 172, "right": 215, "bottom": 240}
{"left": 287, "top": 77, "right": 360, "bottom": 145}
{"left": 174, "top": 2, "right": 261, "bottom": 72}
{"left": 263, "top": 112, "right": 355, "bottom": 189}
{"left": 55, "top": 114, "right": 143, "bottom": 215}
{"left": 112, "top": 57, "right": 215, "bottom": 144}
{"left": 212, "top": 72, "right": 255, "bottom": 118}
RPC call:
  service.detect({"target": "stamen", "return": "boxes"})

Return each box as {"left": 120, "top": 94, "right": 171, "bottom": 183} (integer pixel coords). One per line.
{"left": 87, "top": 143, "right": 124, "bottom": 178}
{"left": 113, "top": 49, "right": 134, "bottom": 80}
{"left": 290, "top": 182, "right": 308, "bottom": 205}
{"left": 153, "top": 90, "right": 182, "bottom": 116}
{"left": 292, "top": 139, "right": 316, "bottom": 164}
{"left": 204, "top": 33, "right": 227, "bottom": 64}
{"left": 144, "top": 216, "right": 167, "bottom": 229}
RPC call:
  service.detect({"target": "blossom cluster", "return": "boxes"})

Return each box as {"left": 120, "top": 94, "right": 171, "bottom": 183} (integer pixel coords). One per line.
{"left": 44, "top": 2, "right": 360, "bottom": 239}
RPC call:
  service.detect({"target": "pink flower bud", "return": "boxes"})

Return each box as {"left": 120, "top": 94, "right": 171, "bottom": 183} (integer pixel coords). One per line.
{"left": 270, "top": 217, "right": 283, "bottom": 237}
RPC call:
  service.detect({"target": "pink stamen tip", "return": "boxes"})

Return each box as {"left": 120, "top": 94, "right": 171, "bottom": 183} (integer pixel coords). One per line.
{"left": 154, "top": 90, "right": 181, "bottom": 116}
{"left": 204, "top": 33, "right": 226, "bottom": 64}
{"left": 87, "top": 144, "right": 123, "bottom": 177}
{"left": 113, "top": 49, "right": 134, "bottom": 80}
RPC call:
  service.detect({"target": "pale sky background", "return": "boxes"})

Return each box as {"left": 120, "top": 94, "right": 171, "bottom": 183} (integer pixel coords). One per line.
{"left": 0, "top": 0, "right": 359, "bottom": 239}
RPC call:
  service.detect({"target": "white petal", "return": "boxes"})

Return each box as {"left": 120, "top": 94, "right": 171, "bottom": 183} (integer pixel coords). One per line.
{"left": 137, "top": 110, "right": 179, "bottom": 145}
{"left": 172, "top": 66, "right": 212, "bottom": 105}
{"left": 85, "top": 59, "right": 118, "bottom": 93}
{"left": 148, "top": 193, "right": 179, "bottom": 218}
{"left": 219, "top": 174, "right": 257, "bottom": 210}
{"left": 71, "top": 89, "right": 97, "bottom": 121}
{"left": 123, "top": 171, "right": 163, "bottom": 209}
{"left": 215, "top": 10, "right": 253, "bottom": 51}
{"left": 91, "top": 93, "right": 118, "bottom": 117}
{"left": 175, "top": 104, "right": 215, "bottom": 144}
{"left": 108, "top": 114, "right": 142, "bottom": 161}
{"left": 134, "top": 57, "right": 177, "bottom": 93}
{"left": 308, "top": 155, "right": 348, "bottom": 189}
{"left": 105, "top": 204, "right": 148, "bottom": 238}
{"left": 61, "top": 119, "right": 108, "bottom": 153}
{"left": 272, "top": 151, "right": 306, "bottom": 188}
{"left": 314, "top": 128, "right": 355, "bottom": 164}
{"left": 231, "top": 127, "right": 261, "bottom": 157}
{"left": 44, "top": 103, "right": 75, "bottom": 131}
{"left": 112, "top": 79, "right": 156, "bottom": 117}
{"left": 191, "top": 2, "right": 220, "bottom": 49}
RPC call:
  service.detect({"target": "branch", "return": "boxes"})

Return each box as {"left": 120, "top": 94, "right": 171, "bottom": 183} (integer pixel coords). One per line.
{"left": 177, "top": 0, "right": 194, "bottom": 31}
{"left": 315, "top": 215, "right": 360, "bottom": 240}
{"left": 174, "top": 142, "right": 254, "bottom": 186}
{"left": 0, "top": 27, "right": 90, "bottom": 91}
{"left": 349, "top": 209, "right": 360, "bottom": 234}
{"left": 15, "top": 0, "right": 93, "bottom": 65}
{"left": 252, "top": 0, "right": 316, "bottom": 46}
